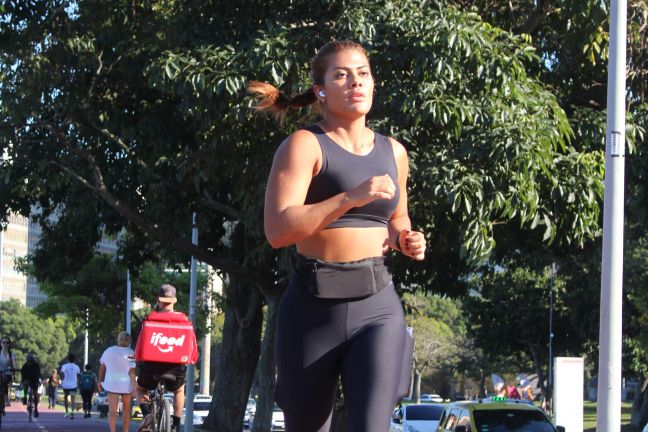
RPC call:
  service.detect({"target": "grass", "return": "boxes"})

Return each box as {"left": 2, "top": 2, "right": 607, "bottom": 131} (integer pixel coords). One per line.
{"left": 583, "top": 401, "right": 638, "bottom": 432}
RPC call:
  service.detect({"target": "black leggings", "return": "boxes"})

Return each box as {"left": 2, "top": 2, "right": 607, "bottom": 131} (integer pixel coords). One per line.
{"left": 81, "top": 390, "right": 93, "bottom": 412}
{"left": 275, "top": 261, "right": 406, "bottom": 432}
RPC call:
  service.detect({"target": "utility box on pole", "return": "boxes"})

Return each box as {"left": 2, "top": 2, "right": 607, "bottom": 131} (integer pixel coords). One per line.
{"left": 553, "top": 357, "right": 584, "bottom": 432}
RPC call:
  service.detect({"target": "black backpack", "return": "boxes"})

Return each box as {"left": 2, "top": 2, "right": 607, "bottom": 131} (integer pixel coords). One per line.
{"left": 79, "top": 372, "right": 94, "bottom": 392}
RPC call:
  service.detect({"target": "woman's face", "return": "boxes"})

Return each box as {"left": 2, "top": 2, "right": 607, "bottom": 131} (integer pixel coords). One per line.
{"left": 318, "top": 49, "right": 374, "bottom": 118}
{"left": 1, "top": 338, "right": 9, "bottom": 350}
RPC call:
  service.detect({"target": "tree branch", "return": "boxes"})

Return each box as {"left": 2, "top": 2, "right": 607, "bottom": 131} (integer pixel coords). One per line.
{"left": 514, "top": 0, "right": 555, "bottom": 35}
{"left": 84, "top": 115, "right": 152, "bottom": 173}
{"left": 202, "top": 190, "right": 241, "bottom": 219}
{"left": 40, "top": 121, "right": 270, "bottom": 285}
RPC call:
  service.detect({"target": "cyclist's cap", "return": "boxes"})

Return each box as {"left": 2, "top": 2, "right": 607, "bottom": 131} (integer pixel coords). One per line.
{"left": 157, "top": 284, "right": 177, "bottom": 304}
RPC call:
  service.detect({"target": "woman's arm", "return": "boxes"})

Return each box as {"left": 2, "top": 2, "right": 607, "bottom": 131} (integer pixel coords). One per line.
{"left": 264, "top": 129, "right": 397, "bottom": 248}
{"left": 387, "top": 138, "right": 426, "bottom": 260}
{"left": 98, "top": 364, "right": 106, "bottom": 382}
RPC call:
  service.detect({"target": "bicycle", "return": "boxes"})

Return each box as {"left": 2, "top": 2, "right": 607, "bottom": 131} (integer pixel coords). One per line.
{"left": 139, "top": 373, "right": 174, "bottom": 432}
{"left": 0, "top": 372, "right": 5, "bottom": 430}
{"left": 25, "top": 384, "right": 34, "bottom": 423}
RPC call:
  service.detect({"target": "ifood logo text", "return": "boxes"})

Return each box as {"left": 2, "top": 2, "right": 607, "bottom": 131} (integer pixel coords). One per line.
{"left": 149, "top": 332, "right": 186, "bottom": 353}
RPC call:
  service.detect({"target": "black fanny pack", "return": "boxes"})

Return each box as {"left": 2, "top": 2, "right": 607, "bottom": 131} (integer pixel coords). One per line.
{"left": 295, "top": 254, "right": 392, "bottom": 299}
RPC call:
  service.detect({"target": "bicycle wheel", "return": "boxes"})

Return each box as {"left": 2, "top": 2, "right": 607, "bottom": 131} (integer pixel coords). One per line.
{"left": 27, "top": 389, "right": 33, "bottom": 423}
{"left": 156, "top": 397, "right": 172, "bottom": 432}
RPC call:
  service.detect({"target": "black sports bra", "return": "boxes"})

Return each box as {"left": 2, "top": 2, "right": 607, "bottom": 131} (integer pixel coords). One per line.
{"left": 303, "top": 125, "right": 400, "bottom": 228}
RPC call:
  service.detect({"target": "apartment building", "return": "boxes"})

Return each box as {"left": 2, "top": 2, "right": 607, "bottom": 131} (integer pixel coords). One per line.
{"left": 0, "top": 211, "right": 118, "bottom": 308}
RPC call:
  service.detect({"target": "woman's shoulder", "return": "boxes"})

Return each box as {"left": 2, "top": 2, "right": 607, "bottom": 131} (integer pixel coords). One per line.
{"left": 372, "top": 129, "right": 406, "bottom": 159}
{"left": 286, "top": 126, "right": 321, "bottom": 145}
{"left": 275, "top": 127, "right": 321, "bottom": 159}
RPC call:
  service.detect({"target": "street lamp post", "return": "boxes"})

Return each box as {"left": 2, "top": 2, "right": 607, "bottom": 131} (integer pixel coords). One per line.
{"left": 548, "top": 263, "right": 556, "bottom": 390}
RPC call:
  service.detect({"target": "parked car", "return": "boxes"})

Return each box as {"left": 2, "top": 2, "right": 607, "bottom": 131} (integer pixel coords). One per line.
{"left": 437, "top": 399, "right": 565, "bottom": 432}
{"left": 96, "top": 390, "right": 109, "bottom": 417}
{"left": 244, "top": 397, "right": 257, "bottom": 429}
{"left": 191, "top": 394, "right": 212, "bottom": 422}
{"left": 247, "top": 397, "right": 257, "bottom": 416}
{"left": 244, "top": 409, "right": 252, "bottom": 429}
{"left": 390, "top": 403, "right": 445, "bottom": 432}
{"left": 96, "top": 390, "right": 141, "bottom": 418}
{"left": 420, "top": 393, "right": 444, "bottom": 403}
{"left": 172, "top": 393, "right": 212, "bottom": 426}
{"left": 9, "top": 383, "right": 19, "bottom": 402}
{"left": 271, "top": 404, "right": 285, "bottom": 431}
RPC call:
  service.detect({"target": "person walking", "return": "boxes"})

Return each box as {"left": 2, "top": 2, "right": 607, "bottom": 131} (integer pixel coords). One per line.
{"left": 0, "top": 336, "right": 18, "bottom": 415}
{"left": 46, "top": 369, "right": 59, "bottom": 409}
{"left": 249, "top": 40, "right": 426, "bottom": 432}
{"left": 60, "top": 352, "right": 81, "bottom": 419}
{"left": 79, "top": 364, "right": 98, "bottom": 418}
{"left": 99, "top": 331, "right": 136, "bottom": 432}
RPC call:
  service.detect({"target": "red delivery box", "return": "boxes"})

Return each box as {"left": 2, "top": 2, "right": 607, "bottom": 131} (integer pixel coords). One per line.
{"left": 135, "top": 312, "right": 199, "bottom": 365}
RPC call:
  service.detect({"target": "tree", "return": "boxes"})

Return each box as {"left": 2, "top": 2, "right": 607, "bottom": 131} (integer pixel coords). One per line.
{"left": 0, "top": 1, "right": 611, "bottom": 429}
{"left": 464, "top": 263, "right": 592, "bottom": 404}
{"left": 402, "top": 292, "right": 465, "bottom": 401}
{"left": 0, "top": 299, "right": 72, "bottom": 375}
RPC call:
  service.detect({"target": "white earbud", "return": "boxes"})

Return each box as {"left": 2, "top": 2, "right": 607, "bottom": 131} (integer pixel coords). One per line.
{"left": 318, "top": 90, "right": 326, "bottom": 98}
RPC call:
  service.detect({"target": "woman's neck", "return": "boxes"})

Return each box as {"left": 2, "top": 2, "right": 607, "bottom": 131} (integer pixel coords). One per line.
{"left": 319, "top": 116, "right": 370, "bottom": 153}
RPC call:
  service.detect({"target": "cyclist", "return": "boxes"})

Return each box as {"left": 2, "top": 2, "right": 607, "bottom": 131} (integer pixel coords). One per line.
{"left": 20, "top": 352, "right": 41, "bottom": 417}
{"left": 134, "top": 284, "right": 198, "bottom": 432}
{"left": 0, "top": 336, "right": 18, "bottom": 416}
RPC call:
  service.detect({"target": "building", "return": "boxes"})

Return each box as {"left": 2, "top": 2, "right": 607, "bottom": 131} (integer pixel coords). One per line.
{"left": 0, "top": 211, "right": 118, "bottom": 308}
{"left": 0, "top": 212, "right": 33, "bottom": 305}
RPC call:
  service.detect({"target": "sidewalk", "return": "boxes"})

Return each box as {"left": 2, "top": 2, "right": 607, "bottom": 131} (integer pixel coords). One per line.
{"left": 0, "top": 399, "right": 143, "bottom": 431}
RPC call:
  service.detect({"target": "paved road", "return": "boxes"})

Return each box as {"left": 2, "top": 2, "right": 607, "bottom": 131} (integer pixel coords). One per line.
{"left": 0, "top": 400, "right": 142, "bottom": 431}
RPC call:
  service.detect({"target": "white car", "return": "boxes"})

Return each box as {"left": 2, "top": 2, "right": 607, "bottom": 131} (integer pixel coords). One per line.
{"left": 168, "top": 393, "right": 211, "bottom": 426}
{"left": 247, "top": 398, "right": 257, "bottom": 416}
{"left": 420, "top": 394, "right": 444, "bottom": 403}
{"left": 271, "top": 404, "right": 285, "bottom": 431}
{"left": 390, "top": 403, "right": 446, "bottom": 432}
{"left": 192, "top": 394, "right": 212, "bottom": 422}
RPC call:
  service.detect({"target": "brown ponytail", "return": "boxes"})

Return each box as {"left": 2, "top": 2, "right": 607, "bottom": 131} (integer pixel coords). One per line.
{"left": 247, "top": 81, "right": 317, "bottom": 124}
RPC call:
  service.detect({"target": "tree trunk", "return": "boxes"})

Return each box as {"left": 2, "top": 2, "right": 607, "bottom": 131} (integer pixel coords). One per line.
{"left": 331, "top": 384, "right": 347, "bottom": 432}
{"left": 251, "top": 294, "right": 280, "bottom": 432}
{"left": 203, "top": 274, "right": 263, "bottom": 431}
{"left": 526, "top": 342, "right": 549, "bottom": 410}
{"left": 479, "top": 369, "right": 486, "bottom": 398}
{"left": 631, "top": 378, "right": 648, "bottom": 429}
{"left": 413, "top": 369, "right": 422, "bottom": 402}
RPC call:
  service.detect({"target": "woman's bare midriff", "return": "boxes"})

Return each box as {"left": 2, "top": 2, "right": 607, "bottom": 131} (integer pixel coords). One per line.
{"left": 296, "top": 226, "right": 388, "bottom": 262}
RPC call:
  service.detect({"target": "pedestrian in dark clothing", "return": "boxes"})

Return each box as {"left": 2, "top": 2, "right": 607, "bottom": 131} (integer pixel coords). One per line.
{"left": 79, "top": 363, "right": 98, "bottom": 418}
{"left": 46, "top": 369, "right": 59, "bottom": 408}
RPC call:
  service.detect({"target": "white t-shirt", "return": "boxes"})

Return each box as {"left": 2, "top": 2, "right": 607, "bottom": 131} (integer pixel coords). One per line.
{"left": 99, "top": 345, "right": 136, "bottom": 394}
{"left": 60, "top": 362, "right": 81, "bottom": 389}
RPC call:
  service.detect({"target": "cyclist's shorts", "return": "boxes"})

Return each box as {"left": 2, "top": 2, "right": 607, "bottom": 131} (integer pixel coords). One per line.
{"left": 137, "top": 362, "right": 186, "bottom": 392}
{"left": 24, "top": 380, "right": 39, "bottom": 391}
{"left": 63, "top": 387, "right": 77, "bottom": 396}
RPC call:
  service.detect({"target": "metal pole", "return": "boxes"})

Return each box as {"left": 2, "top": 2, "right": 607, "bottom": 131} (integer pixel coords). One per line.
{"left": 548, "top": 264, "right": 555, "bottom": 389}
{"left": 184, "top": 213, "right": 198, "bottom": 432}
{"left": 126, "top": 270, "right": 132, "bottom": 335}
{"left": 200, "top": 267, "right": 215, "bottom": 395}
{"left": 596, "top": 1, "right": 627, "bottom": 430}
{"left": 84, "top": 308, "right": 89, "bottom": 366}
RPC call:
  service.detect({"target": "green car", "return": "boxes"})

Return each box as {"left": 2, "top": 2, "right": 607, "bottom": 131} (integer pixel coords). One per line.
{"left": 437, "top": 398, "right": 565, "bottom": 432}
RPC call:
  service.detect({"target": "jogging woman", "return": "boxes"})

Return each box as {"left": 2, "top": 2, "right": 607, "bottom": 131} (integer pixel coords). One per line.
{"left": 250, "top": 39, "right": 426, "bottom": 432}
